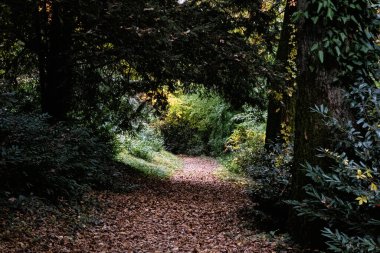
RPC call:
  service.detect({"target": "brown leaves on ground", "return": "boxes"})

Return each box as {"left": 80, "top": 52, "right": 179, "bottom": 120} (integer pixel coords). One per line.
{"left": 0, "top": 156, "right": 294, "bottom": 252}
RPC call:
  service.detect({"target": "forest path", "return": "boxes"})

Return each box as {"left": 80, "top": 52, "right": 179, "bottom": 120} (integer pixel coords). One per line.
{"left": 71, "top": 156, "right": 276, "bottom": 252}
{"left": 1, "top": 156, "right": 284, "bottom": 252}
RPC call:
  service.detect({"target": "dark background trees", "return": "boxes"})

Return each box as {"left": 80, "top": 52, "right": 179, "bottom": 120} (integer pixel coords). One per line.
{"left": 265, "top": 0, "right": 296, "bottom": 147}
{"left": 1, "top": 0, "right": 274, "bottom": 121}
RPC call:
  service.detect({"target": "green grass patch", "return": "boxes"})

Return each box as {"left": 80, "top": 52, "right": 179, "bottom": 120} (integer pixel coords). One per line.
{"left": 117, "top": 150, "right": 182, "bottom": 178}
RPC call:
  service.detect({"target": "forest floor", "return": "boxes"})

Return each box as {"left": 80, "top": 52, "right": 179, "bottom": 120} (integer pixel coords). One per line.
{"left": 0, "top": 156, "right": 302, "bottom": 252}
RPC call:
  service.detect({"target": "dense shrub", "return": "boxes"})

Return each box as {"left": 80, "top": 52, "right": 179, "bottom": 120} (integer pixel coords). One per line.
{"left": 0, "top": 76, "right": 40, "bottom": 113}
{"left": 239, "top": 141, "right": 293, "bottom": 232}
{"left": 246, "top": 142, "right": 292, "bottom": 204}
{"left": 116, "top": 122, "right": 181, "bottom": 178}
{"left": 0, "top": 111, "right": 117, "bottom": 200}
{"left": 159, "top": 90, "right": 234, "bottom": 155}
{"left": 118, "top": 123, "right": 164, "bottom": 161}
{"left": 224, "top": 125, "right": 265, "bottom": 173}
{"left": 223, "top": 106, "right": 267, "bottom": 173}
{"left": 219, "top": 104, "right": 293, "bottom": 230}
{"left": 288, "top": 81, "right": 380, "bottom": 252}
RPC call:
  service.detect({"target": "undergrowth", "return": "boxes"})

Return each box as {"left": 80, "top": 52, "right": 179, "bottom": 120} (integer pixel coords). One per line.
{"left": 116, "top": 126, "right": 181, "bottom": 178}
{"left": 288, "top": 81, "right": 380, "bottom": 252}
{"left": 222, "top": 105, "right": 267, "bottom": 175}
{"left": 0, "top": 111, "right": 119, "bottom": 201}
{"left": 159, "top": 89, "right": 235, "bottom": 156}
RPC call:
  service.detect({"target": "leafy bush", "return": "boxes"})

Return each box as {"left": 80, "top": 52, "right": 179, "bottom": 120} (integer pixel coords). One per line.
{"left": 238, "top": 141, "right": 293, "bottom": 232}
{"left": 288, "top": 81, "right": 380, "bottom": 252}
{"left": 223, "top": 105, "right": 267, "bottom": 173}
{"left": 321, "top": 228, "right": 379, "bottom": 253}
{"left": 159, "top": 90, "right": 234, "bottom": 155}
{"left": 246, "top": 142, "right": 292, "bottom": 204}
{"left": 118, "top": 124, "right": 164, "bottom": 161}
{"left": 224, "top": 125, "right": 265, "bottom": 173}
{"left": 0, "top": 111, "right": 117, "bottom": 200}
{"left": 115, "top": 122, "right": 182, "bottom": 178}
{"left": 0, "top": 77, "right": 40, "bottom": 113}
{"left": 221, "top": 104, "right": 292, "bottom": 229}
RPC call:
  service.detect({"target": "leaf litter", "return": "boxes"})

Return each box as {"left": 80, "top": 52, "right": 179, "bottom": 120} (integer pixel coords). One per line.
{"left": 0, "top": 156, "right": 301, "bottom": 252}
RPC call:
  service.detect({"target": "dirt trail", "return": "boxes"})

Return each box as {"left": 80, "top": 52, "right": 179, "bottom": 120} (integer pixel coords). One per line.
{"left": 74, "top": 156, "right": 275, "bottom": 252}
{"left": 1, "top": 156, "right": 280, "bottom": 252}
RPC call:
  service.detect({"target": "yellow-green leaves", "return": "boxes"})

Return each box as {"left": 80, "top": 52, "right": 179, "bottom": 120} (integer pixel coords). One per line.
{"left": 365, "top": 170, "right": 373, "bottom": 178}
{"left": 355, "top": 195, "right": 368, "bottom": 205}
{"left": 356, "top": 169, "right": 366, "bottom": 179}
{"left": 355, "top": 168, "right": 378, "bottom": 199}
{"left": 356, "top": 169, "right": 373, "bottom": 180}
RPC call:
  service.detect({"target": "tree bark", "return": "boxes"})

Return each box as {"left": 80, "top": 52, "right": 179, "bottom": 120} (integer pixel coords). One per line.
{"left": 265, "top": 0, "right": 296, "bottom": 147}
{"left": 39, "top": 1, "right": 74, "bottom": 121}
{"left": 34, "top": 0, "right": 48, "bottom": 114}
{"left": 289, "top": 0, "right": 351, "bottom": 245}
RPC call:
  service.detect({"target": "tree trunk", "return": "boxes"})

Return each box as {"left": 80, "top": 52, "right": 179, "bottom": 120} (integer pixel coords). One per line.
{"left": 265, "top": 0, "right": 296, "bottom": 147}
{"left": 39, "top": 1, "right": 74, "bottom": 121}
{"left": 289, "top": 0, "right": 351, "bottom": 245}
{"left": 34, "top": 0, "right": 48, "bottom": 113}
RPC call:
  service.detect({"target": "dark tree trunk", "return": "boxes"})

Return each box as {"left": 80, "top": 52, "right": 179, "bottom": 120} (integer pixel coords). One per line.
{"left": 265, "top": 0, "right": 296, "bottom": 148}
{"left": 289, "top": 0, "right": 351, "bottom": 245}
{"left": 38, "top": 1, "right": 74, "bottom": 121}
{"left": 34, "top": 0, "right": 48, "bottom": 113}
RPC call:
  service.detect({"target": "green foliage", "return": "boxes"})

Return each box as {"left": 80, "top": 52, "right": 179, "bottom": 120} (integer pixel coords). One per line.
{"left": 117, "top": 150, "right": 181, "bottom": 178}
{"left": 246, "top": 142, "right": 292, "bottom": 203}
{"left": 288, "top": 81, "right": 380, "bottom": 252}
{"left": 116, "top": 122, "right": 181, "bottom": 177}
{"left": 119, "top": 124, "right": 164, "bottom": 161}
{"left": 223, "top": 105, "right": 267, "bottom": 173}
{"left": 219, "top": 103, "right": 293, "bottom": 228}
{"left": 321, "top": 228, "right": 379, "bottom": 253}
{"left": 224, "top": 125, "right": 265, "bottom": 173}
{"left": 0, "top": 111, "right": 117, "bottom": 200}
{"left": 0, "top": 76, "right": 40, "bottom": 113}
{"left": 221, "top": 104, "right": 294, "bottom": 223}
{"left": 295, "top": 0, "right": 379, "bottom": 80}
{"left": 1, "top": 0, "right": 275, "bottom": 121}
{"left": 226, "top": 134, "right": 292, "bottom": 231}
{"left": 160, "top": 90, "right": 234, "bottom": 156}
